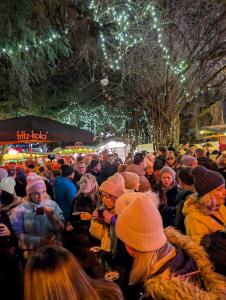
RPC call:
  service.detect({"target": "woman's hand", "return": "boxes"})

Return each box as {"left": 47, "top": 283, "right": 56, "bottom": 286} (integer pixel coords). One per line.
{"left": 44, "top": 206, "right": 54, "bottom": 216}
{"left": 66, "top": 223, "right": 74, "bottom": 231}
{"left": 92, "top": 209, "right": 98, "bottom": 219}
{"left": 0, "top": 223, "right": 11, "bottom": 237}
{"left": 103, "top": 210, "right": 114, "bottom": 224}
{"left": 80, "top": 212, "right": 92, "bottom": 221}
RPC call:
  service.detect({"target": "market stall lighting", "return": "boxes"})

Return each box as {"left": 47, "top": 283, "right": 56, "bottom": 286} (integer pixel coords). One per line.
{"left": 98, "top": 141, "right": 126, "bottom": 150}
{"left": 8, "top": 149, "right": 19, "bottom": 155}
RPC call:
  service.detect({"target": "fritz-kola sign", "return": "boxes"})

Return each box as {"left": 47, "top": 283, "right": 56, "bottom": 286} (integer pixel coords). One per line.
{"left": 16, "top": 130, "right": 48, "bottom": 141}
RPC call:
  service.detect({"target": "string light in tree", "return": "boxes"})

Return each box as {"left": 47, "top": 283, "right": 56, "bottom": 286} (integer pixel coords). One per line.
{"left": 89, "top": 1, "right": 213, "bottom": 103}
{"left": 59, "top": 103, "right": 131, "bottom": 135}
{"left": 0, "top": 29, "right": 69, "bottom": 58}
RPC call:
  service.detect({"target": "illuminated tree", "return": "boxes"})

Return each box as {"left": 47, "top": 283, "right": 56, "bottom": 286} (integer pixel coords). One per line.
{"left": 89, "top": 0, "right": 226, "bottom": 145}
{"left": 0, "top": 0, "right": 225, "bottom": 146}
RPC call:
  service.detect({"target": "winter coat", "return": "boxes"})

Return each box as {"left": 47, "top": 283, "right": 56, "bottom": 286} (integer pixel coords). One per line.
{"left": 183, "top": 197, "right": 226, "bottom": 244}
{"left": 153, "top": 183, "right": 178, "bottom": 227}
{"left": 0, "top": 210, "right": 22, "bottom": 300}
{"left": 54, "top": 176, "right": 77, "bottom": 220}
{"left": 197, "top": 157, "right": 218, "bottom": 171}
{"left": 89, "top": 219, "right": 116, "bottom": 253}
{"left": 72, "top": 171, "right": 83, "bottom": 188}
{"left": 144, "top": 227, "right": 226, "bottom": 300}
{"left": 175, "top": 190, "right": 193, "bottom": 234}
{"left": 67, "top": 195, "right": 99, "bottom": 252}
{"left": 111, "top": 239, "right": 143, "bottom": 300}
{"left": 217, "top": 167, "right": 226, "bottom": 182}
{"left": 0, "top": 210, "right": 17, "bottom": 250}
{"left": 0, "top": 196, "right": 23, "bottom": 217}
{"left": 10, "top": 199, "right": 64, "bottom": 250}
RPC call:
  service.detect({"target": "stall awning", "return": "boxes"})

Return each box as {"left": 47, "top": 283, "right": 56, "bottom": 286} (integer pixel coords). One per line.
{"left": 0, "top": 115, "right": 94, "bottom": 145}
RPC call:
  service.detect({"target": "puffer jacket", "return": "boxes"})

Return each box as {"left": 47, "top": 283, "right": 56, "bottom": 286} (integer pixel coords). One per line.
{"left": 145, "top": 227, "right": 226, "bottom": 300}
{"left": 182, "top": 197, "right": 226, "bottom": 244}
{"left": 10, "top": 198, "right": 64, "bottom": 250}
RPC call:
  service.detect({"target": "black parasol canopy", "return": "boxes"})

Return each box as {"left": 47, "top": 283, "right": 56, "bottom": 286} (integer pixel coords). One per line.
{"left": 0, "top": 115, "right": 94, "bottom": 145}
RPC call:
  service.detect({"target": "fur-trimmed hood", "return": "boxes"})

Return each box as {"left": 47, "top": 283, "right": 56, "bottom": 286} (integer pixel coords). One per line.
{"left": 145, "top": 227, "right": 226, "bottom": 300}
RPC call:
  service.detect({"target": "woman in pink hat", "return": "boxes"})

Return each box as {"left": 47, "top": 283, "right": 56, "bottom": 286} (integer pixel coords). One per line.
{"left": 10, "top": 175, "right": 64, "bottom": 252}
{"left": 115, "top": 193, "right": 226, "bottom": 299}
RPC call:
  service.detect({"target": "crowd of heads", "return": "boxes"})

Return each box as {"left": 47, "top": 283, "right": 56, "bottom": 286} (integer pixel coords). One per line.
{"left": 0, "top": 142, "right": 226, "bottom": 300}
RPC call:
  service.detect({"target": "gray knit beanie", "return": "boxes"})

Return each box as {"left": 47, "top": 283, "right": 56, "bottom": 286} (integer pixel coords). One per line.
{"left": 181, "top": 155, "right": 197, "bottom": 167}
{"left": 191, "top": 166, "right": 225, "bottom": 197}
{"left": 160, "top": 167, "right": 176, "bottom": 181}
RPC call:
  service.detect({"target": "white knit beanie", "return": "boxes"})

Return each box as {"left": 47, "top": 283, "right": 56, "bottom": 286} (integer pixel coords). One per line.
{"left": 100, "top": 173, "right": 125, "bottom": 198}
{"left": 0, "top": 177, "right": 16, "bottom": 195}
{"left": 116, "top": 195, "right": 167, "bottom": 252}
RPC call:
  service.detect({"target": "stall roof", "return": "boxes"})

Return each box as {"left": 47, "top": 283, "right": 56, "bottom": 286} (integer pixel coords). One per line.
{"left": 0, "top": 115, "right": 94, "bottom": 145}
{"left": 200, "top": 125, "right": 226, "bottom": 139}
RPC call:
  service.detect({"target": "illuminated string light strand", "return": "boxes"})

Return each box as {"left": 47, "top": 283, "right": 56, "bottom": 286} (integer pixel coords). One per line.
{"left": 59, "top": 103, "right": 130, "bottom": 135}
{"left": 0, "top": 29, "right": 69, "bottom": 58}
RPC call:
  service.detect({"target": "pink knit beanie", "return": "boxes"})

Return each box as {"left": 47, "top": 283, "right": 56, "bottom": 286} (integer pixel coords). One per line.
{"left": 121, "top": 172, "right": 140, "bottom": 190}
{"left": 100, "top": 173, "right": 125, "bottom": 198}
{"left": 26, "top": 172, "right": 39, "bottom": 184}
{"left": 116, "top": 194, "right": 167, "bottom": 252}
{"left": 26, "top": 177, "right": 46, "bottom": 195}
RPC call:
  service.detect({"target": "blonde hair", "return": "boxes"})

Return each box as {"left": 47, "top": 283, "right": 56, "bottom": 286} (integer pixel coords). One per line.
{"left": 128, "top": 242, "right": 174, "bottom": 285}
{"left": 189, "top": 192, "right": 217, "bottom": 215}
{"left": 217, "top": 156, "right": 226, "bottom": 168}
{"left": 78, "top": 173, "right": 101, "bottom": 202}
{"left": 24, "top": 245, "right": 123, "bottom": 300}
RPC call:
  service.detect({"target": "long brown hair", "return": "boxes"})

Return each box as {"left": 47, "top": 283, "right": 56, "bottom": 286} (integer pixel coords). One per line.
{"left": 24, "top": 245, "right": 123, "bottom": 300}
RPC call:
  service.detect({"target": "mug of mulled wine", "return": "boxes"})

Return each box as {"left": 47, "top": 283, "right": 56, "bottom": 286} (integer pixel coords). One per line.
{"left": 97, "top": 208, "right": 105, "bottom": 223}
{"left": 35, "top": 207, "right": 45, "bottom": 215}
{"left": 72, "top": 211, "right": 81, "bottom": 221}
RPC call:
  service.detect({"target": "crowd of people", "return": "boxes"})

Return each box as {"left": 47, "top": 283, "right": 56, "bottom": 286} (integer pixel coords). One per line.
{"left": 0, "top": 144, "right": 226, "bottom": 300}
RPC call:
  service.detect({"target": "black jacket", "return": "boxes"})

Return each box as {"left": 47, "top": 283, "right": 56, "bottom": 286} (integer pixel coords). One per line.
{"left": 153, "top": 184, "right": 178, "bottom": 227}
{"left": 176, "top": 190, "right": 193, "bottom": 234}
{"left": 197, "top": 157, "right": 218, "bottom": 171}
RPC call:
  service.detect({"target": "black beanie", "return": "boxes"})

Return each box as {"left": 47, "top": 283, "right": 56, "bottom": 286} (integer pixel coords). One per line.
{"left": 191, "top": 166, "right": 225, "bottom": 197}
{"left": 61, "top": 165, "right": 74, "bottom": 177}
{"left": 178, "top": 168, "right": 194, "bottom": 186}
